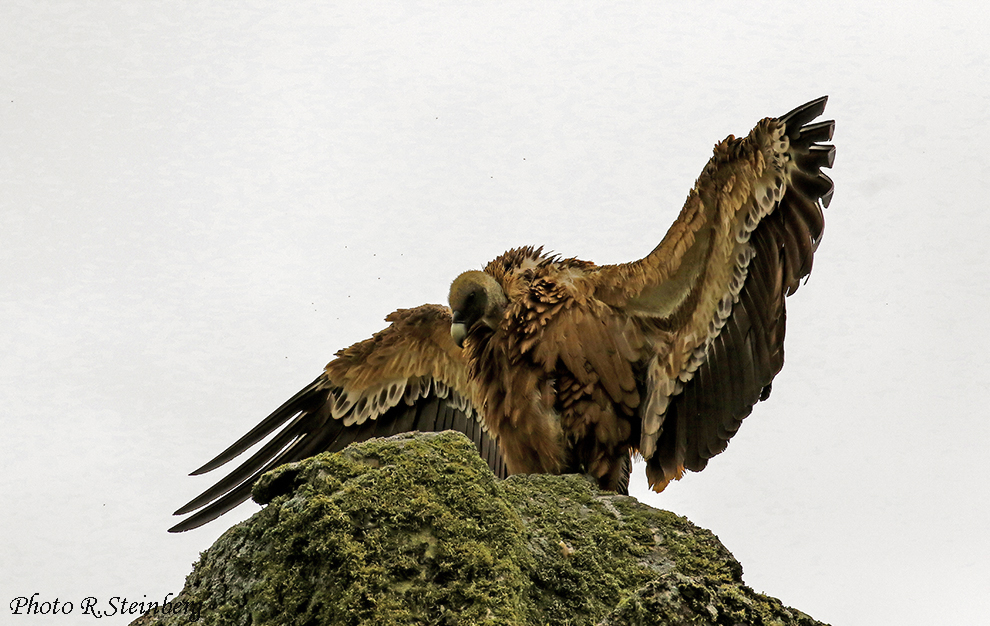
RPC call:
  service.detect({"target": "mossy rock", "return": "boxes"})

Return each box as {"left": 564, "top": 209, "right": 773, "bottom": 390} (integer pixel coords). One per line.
{"left": 132, "top": 431, "right": 826, "bottom": 626}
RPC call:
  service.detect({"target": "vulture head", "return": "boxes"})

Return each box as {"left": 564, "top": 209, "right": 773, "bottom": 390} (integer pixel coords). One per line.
{"left": 448, "top": 271, "right": 508, "bottom": 347}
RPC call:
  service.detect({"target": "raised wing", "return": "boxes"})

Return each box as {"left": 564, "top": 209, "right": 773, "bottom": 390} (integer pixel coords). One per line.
{"left": 592, "top": 97, "right": 834, "bottom": 489}
{"left": 169, "top": 304, "right": 505, "bottom": 532}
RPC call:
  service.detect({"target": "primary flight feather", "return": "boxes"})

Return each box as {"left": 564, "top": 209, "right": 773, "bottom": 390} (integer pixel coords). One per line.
{"left": 170, "top": 97, "right": 835, "bottom": 532}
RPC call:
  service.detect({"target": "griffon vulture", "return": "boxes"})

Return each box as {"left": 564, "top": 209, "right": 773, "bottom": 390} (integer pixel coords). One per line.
{"left": 170, "top": 97, "right": 834, "bottom": 533}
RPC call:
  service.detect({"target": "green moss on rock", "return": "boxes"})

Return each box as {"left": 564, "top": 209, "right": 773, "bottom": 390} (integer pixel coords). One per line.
{"left": 133, "top": 432, "right": 827, "bottom": 626}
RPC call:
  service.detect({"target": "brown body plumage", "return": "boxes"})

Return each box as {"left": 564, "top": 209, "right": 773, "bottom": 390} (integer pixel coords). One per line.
{"left": 170, "top": 97, "right": 834, "bottom": 533}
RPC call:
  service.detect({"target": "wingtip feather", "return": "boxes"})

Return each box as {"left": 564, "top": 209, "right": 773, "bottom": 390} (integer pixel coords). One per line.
{"left": 780, "top": 95, "right": 828, "bottom": 127}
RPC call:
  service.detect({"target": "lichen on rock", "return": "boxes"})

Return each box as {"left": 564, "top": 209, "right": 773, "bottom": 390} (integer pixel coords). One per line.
{"left": 133, "top": 431, "right": 827, "bottom": 626}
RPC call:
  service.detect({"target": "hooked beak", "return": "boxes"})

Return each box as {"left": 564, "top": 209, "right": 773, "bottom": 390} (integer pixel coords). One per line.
{"left": 451, "top": 322, "right": 467, "bottom": 348}
{"left": 451, "top": 311, "right": 467, "bottom": 348}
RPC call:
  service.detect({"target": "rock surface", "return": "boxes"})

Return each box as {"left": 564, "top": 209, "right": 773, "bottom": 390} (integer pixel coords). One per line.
{"left": 133, "top": 431, "right": 827, "bottom": 626}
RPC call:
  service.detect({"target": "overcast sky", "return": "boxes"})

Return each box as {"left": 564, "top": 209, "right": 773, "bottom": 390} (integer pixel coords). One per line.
{"left": 2, "top": 2, "right": 988, "bottom": 625}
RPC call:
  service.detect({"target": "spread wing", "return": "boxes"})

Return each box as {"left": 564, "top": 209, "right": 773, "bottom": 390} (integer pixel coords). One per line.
{"left": 169, "top": 304, "right": 505, "bottom": 532}
{"left": 591, "top": 96, "right": 835, "bottom": 489}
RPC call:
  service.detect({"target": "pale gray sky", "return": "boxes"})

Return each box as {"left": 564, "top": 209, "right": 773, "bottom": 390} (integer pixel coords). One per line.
{"left": 2, "top": 2, "right": 988, "bottom": 624}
